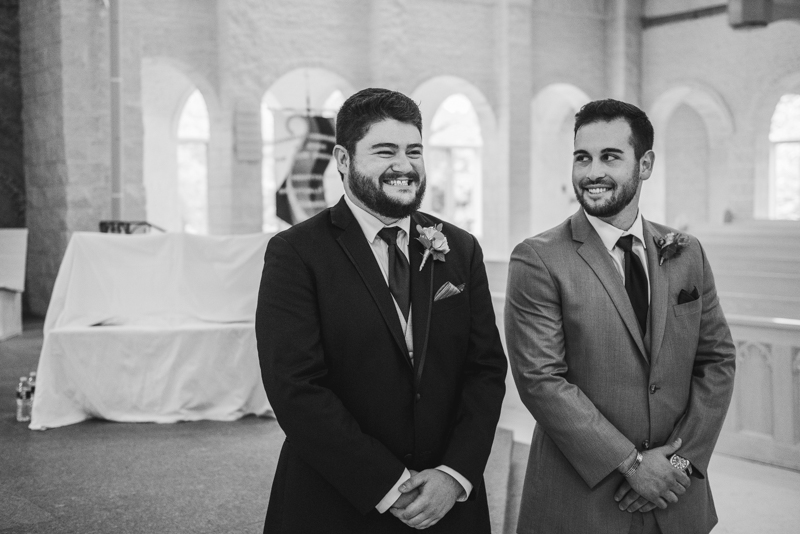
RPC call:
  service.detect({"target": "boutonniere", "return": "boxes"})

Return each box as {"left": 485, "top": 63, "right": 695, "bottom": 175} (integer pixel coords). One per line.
{"left": 416, "top": 224, "right": 450, "bottom": 271}
{"left": 653, "top": 232, "right": 690, "bottom": 265}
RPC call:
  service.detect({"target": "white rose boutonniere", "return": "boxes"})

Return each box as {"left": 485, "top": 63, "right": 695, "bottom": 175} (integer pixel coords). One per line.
{"left": 416, "top": 223, "right": 449, "bottom": 271}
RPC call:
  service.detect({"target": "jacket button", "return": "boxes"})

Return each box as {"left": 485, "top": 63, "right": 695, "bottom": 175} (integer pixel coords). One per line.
{"left": 649, "top": 384, "right": 660, "bottom": 394}
{"left": 642, "top": 440, "right": 650, "bottom": 450}
{"left": 416, "top": 393, "right": 421, "bottom": 402}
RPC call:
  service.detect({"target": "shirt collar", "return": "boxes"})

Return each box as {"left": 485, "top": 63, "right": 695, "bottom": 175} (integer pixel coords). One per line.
{"left": 343, "top": 192, "right": 411, "bottom": 243}
{"left": 584, "top": 209, "right": 646, "bottom": 252}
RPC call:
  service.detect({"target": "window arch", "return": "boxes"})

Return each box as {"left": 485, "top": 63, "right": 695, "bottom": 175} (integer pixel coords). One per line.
{"left": 321, "top": 90, "right": 346, "bottom": 207}
{"left": 261, "top": 69, "right": 353, "bottom": 229}
{"left": 177, "top": 90, "right": 209, "bottom": 234}
{"left": 769, "top": 94, "right": 800, "bottom": 220}
{"left": 529, "top": 84, "right": 590, "bottom": 234}
{"left": 323, "top": 90, "right": 345, "bottom": 115}
{"left": 427, "top": 94, "right": 483, "bottom": 235}
{"left": 261, "top": 95, "right": 280, "bottom": 233}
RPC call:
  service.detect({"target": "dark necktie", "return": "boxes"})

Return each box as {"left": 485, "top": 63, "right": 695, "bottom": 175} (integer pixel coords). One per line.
{"left": 616, "top": 235, "right": 648, "bottom": 335}
{"left": 378, "top": 227, "right": 410, "bottom": 321}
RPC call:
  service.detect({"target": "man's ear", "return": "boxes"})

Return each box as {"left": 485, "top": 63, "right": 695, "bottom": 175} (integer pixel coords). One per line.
{"left": 333, "top": 145, "right": 349, "bottom": 178}
{"left": 639, "top": 150, "right": 655, "bottom": 181}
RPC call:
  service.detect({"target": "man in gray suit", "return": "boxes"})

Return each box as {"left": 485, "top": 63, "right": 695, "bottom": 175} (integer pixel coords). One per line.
{"left": 504, "top": 99, "right": 736, "bottom": 534}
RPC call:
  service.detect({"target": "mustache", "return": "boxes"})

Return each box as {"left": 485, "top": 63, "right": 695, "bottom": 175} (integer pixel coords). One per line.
{"left": 578, "top": 177, "right": 615, "bottom": 188}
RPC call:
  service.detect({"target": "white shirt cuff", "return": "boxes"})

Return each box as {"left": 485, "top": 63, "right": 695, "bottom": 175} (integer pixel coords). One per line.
{"left": 375, "top": 468, "right": 411, "bottom": 513}
{"left": 436, "top": 465, "right": 472, "bottom": 501}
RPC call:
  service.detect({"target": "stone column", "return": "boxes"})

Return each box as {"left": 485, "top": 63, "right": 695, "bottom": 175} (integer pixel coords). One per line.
{"left": 605, "top": 0, "right": 642, "bottom": 105}
{"left": 19, "top": 0, "right": 145, "bottom": 315}
{"left": 0, "top": 0, "right": 25, "bottom": 230}
{"left": 505, "top": 0, "right": 533, "bottom": 252}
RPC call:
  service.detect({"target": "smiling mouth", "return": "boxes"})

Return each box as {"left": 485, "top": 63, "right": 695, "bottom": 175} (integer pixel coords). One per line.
{"left": 586, "top": 186, "right": 611, "bottom": 194}
{"left": 384, "top": 179, "right": 414, "bottom": 187}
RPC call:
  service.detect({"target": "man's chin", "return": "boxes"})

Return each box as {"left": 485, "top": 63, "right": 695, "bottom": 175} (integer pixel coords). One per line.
{"left": 579, "top": 197, "right": 623, "bottom": 218}
{"left": 384, "top": 191, "right": 418, "bottom": 205}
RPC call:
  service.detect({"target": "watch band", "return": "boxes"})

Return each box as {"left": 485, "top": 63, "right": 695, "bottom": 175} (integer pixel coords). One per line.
{"left": 622, "top": 451, "right": 643, "bottom": 478}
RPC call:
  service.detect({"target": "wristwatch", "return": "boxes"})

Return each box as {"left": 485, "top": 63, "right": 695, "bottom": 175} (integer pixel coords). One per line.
{"left": 669, "top": 454, "right": 691, "bottom": 474}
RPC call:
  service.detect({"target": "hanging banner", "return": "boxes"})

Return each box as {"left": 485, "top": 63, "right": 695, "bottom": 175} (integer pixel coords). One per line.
{"left": 276, "top": 115, "right": 336, "bottom": 225}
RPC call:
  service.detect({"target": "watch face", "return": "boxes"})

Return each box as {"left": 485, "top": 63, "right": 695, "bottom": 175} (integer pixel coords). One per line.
{"left": 670, "top": 454, "right": 690, "bottom": 471}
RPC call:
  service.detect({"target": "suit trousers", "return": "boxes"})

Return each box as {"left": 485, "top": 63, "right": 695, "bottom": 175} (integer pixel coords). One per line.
{"left": 628, "top": 512, "right": 662, "bottom": 534}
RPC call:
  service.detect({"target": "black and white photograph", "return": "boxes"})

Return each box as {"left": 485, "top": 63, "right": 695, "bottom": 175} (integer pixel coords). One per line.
{"left": 1, "top": 1, "right": 800, "bottom": 533}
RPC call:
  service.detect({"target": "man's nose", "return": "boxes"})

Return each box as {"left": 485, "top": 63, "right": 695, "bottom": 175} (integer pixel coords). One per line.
{"left": 391, "top": 154, "right": 414, "bottom": 174}
{"left": 587, "top": 160, "right": 606, "bottom": 181}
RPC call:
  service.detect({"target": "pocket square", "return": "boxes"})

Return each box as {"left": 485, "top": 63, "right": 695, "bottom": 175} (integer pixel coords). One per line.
{"left": 678, "top": 286, "right": 700, "bottom": 304}
{"left": 434, "top": 282, "right": 465, "bottom": 302}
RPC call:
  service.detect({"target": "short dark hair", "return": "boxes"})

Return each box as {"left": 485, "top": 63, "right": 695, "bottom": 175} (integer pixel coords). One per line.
{"left": 574, "top": 99, "right": 654, "bottom": 161}
{"left": 335, "top": 88, "right": 423, "bottom": 156}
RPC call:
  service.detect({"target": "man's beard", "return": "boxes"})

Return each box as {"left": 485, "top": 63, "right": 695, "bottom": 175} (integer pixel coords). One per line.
{"left": 348, "top": 165, "right": 426, "bottom": 220}
{"left": 573, "top": 167, "right": 640, "bottom": 218}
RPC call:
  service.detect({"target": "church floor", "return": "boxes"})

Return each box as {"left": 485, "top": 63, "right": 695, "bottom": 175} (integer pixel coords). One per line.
{"left": 2, "top": 318, "right": 799, "bottom": 533}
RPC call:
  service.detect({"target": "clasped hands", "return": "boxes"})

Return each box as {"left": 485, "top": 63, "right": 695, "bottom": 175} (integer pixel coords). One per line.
{"left": 615, "top": 438, "right": 691, "bottom": 514}
{"left": 389, "top": 469, "right": 464, "bottom": 530}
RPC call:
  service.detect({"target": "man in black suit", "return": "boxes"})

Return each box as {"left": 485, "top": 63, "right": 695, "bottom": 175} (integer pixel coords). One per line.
{"left": 256, "top": 88, "right": 507, "bottom": 533}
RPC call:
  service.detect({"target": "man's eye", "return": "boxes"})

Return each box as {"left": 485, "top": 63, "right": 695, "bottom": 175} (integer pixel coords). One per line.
{"left": 408, "top": 151, "right": 422, "bottom": 158}
{"left": 574, "top": 155, "right": 589, "bottom": 163}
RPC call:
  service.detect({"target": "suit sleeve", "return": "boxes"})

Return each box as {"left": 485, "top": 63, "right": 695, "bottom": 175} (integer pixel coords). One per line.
{"left": 666, "top": 241, "right": 736, "bottom": 478}
{"left": 256, "top": 235, "right": 406, "bottom": 515}
{"left": 505, "top": 240, "right": 635, "bottom": 489}
{"left": 438, "top": 235, "right": 508, "bottom": 493}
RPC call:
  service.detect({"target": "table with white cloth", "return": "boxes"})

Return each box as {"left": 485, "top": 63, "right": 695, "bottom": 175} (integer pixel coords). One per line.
{"left": 30, "top": 231, "right": 273, "bottom": 430}
{"left": 0, "top": 228, "right": 28, "bottom": 340}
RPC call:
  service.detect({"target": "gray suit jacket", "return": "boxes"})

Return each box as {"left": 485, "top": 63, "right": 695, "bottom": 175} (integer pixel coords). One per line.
{"left": 505, "top": 209, "right": 736, "bottom": 534}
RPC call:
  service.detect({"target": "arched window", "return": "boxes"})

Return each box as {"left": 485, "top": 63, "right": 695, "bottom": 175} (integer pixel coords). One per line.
{"left": 428, "top": 94, "right": 482, "bottom": 235}
{"left": 322, "top": 90, "right": 346, "bottom": 206}
{"left": 177, "top": 90, "right": 209, "bottom": 233}
{"left": 769, "top": 94, "right": 800, "bottom": 220}
{"left": 261, "top": 98, "right": 279, "bottom": 233}
{"left": 323, "top": 90, "right": 345, "bottom": 114}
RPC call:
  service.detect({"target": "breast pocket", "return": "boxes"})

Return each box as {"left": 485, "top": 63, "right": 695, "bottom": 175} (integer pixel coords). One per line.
{"left": 673, "top": 298, "right": 702, "bottom": 317}
{"left": 432, "top": 291, "right": 467, "bottom": 315}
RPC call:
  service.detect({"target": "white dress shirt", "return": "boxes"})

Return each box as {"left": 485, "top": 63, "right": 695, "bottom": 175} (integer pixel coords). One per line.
{"left": 343, "top": 193, "right": 472, "bottom": 512}
{"left": 584, "top": 210, "right": 650, "bottom": 303}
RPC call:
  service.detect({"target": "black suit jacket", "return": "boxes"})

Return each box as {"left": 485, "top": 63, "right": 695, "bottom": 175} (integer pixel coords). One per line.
{"left": 255, "top": 197, "right": 507, "bottom": 533}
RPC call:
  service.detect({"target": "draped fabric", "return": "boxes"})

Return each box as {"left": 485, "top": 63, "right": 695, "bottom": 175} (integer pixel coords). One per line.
{"left": 30, "top": 232, "right": 273, "bottom": 430}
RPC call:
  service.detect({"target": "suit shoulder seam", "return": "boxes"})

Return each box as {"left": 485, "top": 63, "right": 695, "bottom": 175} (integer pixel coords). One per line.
{"left": 517, "top": 240, "right": 559, "bottom": 287}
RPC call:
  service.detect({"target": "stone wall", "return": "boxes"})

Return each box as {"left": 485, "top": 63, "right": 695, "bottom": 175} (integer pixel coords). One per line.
{"left": 12, "top": 0, "right": 620, "bottom": 313}
{"left": 16, "top": 0, "right": 800, "bottom": 314}
{"left": 0, "top": 0, "right": 24, "bottom": 229}
{"left": 642, "top": 9, "right": 800, "bottom": 223}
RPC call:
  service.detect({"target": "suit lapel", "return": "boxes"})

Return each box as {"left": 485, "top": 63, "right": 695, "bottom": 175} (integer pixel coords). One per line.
{"left": 409, "top": 213, "right": 434, "bottom": 383}
{"left": 571, "top": 210, "right": 648, "bottom": 361}
{"left": 331, "top": 199, "right": 413, "bottom": 370}
{"left": 643, "top": 219, "right": 668, "bottom": 365}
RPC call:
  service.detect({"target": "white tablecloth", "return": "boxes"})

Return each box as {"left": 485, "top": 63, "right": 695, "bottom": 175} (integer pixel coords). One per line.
{"left": 0, "top": 228, "right": 28, "bottom": 340}
{"left": 0, "top": 228, "right": 28, "bottom": 292}
{"left": 31, "top": 231, "right": 273, "bottom": 429}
